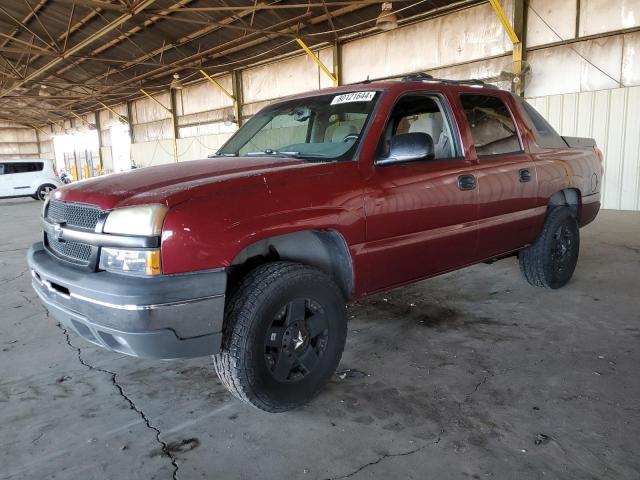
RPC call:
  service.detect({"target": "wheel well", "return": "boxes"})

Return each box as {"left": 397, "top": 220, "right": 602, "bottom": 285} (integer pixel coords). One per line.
{"left": 548, "top": 188, "right": 580, "bottom": 217}
{"left": 228, "top": 230, "right": 354, "bottom": 300}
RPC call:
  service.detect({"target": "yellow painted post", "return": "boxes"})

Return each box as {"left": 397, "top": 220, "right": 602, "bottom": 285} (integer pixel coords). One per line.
{"left": 295, "top": 38, "right": 338, "bottom": 87}
{"left": 488, "top": 0, "right": 524, "bottom": 94}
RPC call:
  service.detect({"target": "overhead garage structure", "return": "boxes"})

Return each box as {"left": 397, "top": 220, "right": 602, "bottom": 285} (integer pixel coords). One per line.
{"left": 2, "top": 2, "right": 640, "bottom": 480}
{"left": 0, "top": 0, "right": 638, "bottom": 210}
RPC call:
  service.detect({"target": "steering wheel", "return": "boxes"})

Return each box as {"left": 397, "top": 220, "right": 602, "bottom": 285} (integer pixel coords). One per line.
{"left": 343, "top": 133, "right": 359, "bottom": 142}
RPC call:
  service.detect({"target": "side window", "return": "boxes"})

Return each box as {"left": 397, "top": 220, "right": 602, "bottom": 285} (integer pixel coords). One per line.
{"left": 32, "top": 162, "right": 44, "bottom": 172}
{"left": 516, "top": 98, "right": 566, "bottom": 148}
{"left": 460, "top": 94, "right": 522, "bottom": 156}
{"left": 9, "top": 163, "right": 34, "bottom": 174}
{"left": 0, "top": 163, "right": 4, "bottom": 175}
{"left": 378, "top": 94, "right": 457, "bottom": 161}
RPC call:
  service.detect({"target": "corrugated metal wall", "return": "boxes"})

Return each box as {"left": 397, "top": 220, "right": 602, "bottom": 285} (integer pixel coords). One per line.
{"left": 528, "top": 86, "right": 640, "bottom": 211}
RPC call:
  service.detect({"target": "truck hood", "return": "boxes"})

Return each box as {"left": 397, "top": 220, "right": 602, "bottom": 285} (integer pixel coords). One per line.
{"left": 53, "top": 157, "right": 315, "bottom": 210}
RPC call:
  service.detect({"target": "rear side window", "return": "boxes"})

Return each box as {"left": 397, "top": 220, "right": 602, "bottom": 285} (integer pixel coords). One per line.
{"left": 516, "top": 98, "right": 567, "bottom": 148}
{"left": 4, "top": 162, "right": 43, "bottom": 174}
{"left": 460, "top": 94, "right": 522, "bottom": 157}
{"left": 0, "top": 163, "right": 4, "bottom": 175}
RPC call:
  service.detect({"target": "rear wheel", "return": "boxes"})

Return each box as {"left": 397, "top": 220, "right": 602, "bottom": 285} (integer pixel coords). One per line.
{"left": 35, "top": 184, "right": 56, "bottom": 201}
{"left": 519, "top": 207, "right": 580, "bottom": 289}
{"left": 213, "top": 262, "right": 347, "bottom": 412}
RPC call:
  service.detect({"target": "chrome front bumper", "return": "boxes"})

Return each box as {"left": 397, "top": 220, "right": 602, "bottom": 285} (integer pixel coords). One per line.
{"left": 28, "top": 242, "right": 226, "bottom": 359}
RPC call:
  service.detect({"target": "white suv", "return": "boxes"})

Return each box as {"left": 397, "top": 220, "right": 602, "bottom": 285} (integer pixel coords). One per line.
{"left": 0, "top": 159, "right": 63, "bottom": 201}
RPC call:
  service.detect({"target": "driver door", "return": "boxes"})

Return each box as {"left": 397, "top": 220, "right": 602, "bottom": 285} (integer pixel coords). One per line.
{"left": 359, "top": 92, "right": 478, "bottom": 294}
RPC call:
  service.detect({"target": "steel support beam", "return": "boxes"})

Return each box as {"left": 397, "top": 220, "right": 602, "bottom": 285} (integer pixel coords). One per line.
{"left": 126, "top": 101, "right": 135, "bottom": 164}
{"left": 333, "top": 41, "right": 342, "bottom": 86}
{"left": 139, "top": 88, "right": 178, "bottom": 162}
{"left": 232, "top": 70, "right": 243, "bottom": 127}
{"left": 94, "top": 109, "right": 103, "bottom": 174}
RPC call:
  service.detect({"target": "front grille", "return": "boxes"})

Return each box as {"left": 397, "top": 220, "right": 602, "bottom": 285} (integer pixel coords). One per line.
{"left": 47, "top": 200, "right": 102, "bottom": 230}
{"left": 46, "top": 233, "right": 92, "bottom": 265}
{"left": 45, "top": 200, "right": 102, "bottom": 267}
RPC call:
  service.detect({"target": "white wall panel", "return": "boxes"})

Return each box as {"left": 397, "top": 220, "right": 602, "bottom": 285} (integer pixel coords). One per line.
{"left": 428, "top": 55, "right": 510, "bottom": 80}
{"left": 98, "top": 103, "right": 127, "bottom": 129}
{"left": 527, "top": 0, "right": 577, "bottom": 47}
{"left": 242, "top": 54, "right": 326, "bottom": 104}
{"left": 130, "top": 132, "right": 235, "bottom": 167}
{"left": 528, "top": 86, "right": 640, "bottom": 210}
{"left": 579, "top": 0, "right": 640, "bottom": 36}
{"left": 622, "top": 31, "right": 640, "bottom": 85}
{"left": 527, "top": 35, "right": 627, "bottom": 96}
{"left": 341, "top": 1, "right": 513, "bottom": 83}
{"left": 177, "top": 75, "right": 234, "bottom": 115}
{"left": 131, "top": 94, "right": 171, "bottom": 124}
{"left": 131, "top": 139, "right": 174, "bottom": 167}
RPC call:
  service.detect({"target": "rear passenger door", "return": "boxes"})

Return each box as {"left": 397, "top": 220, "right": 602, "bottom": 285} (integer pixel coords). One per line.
{"left": 361, "top": 92, "right": 478, "bottom": 293}
{"left": 459, "top": 93, "right": 538, "bottom": 258}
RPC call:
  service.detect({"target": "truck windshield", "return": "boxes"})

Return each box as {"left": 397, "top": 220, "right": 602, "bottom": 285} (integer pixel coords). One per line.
{"left": 217, "top": 91, "right": 379, "bottom": 160}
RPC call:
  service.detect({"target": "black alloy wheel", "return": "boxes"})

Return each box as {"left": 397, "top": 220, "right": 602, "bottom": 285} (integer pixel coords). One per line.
{"left": 264, "top": 298, "right": 329, "bottom": 383}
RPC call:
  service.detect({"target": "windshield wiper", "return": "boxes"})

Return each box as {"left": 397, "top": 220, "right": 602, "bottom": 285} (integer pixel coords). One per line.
{"left": 246, "top": 149, "right": 300, "bottom": 158}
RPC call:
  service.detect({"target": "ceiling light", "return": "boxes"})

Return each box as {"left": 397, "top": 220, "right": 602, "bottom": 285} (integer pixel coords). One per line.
{"left": 170, "top": 73, "right": 183, "bottom": 90}
{"left": 376, "top": 2, "right": 398, "bottom": 31}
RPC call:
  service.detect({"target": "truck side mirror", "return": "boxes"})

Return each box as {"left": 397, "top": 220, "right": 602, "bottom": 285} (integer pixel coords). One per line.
{"left": 377, "top": 132, "right": 435, "bottom": 166}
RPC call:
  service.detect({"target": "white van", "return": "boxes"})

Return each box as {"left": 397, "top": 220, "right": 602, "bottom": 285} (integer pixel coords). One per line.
{"left": 0, "top": 159, "right": 63, "bottom": 201}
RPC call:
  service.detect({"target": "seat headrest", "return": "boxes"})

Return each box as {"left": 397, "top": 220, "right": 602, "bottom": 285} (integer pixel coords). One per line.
{"left": 408, "top": 117, "right": 442, "bottom": 142}
{"left": 330, "top": 123, "right": 358, "bottom": 143}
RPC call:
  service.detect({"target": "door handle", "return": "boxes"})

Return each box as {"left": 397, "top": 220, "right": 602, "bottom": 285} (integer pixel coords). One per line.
{"left": 519, "top": 168, "right": 532, "bottom": 183}
{"left": 457, "top": 174, "right": 476, "bottom": 191}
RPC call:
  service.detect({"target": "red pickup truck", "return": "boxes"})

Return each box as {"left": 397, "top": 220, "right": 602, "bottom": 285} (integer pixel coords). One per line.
{"left": 28, "top": 75, "right": 603, "bottom": 412}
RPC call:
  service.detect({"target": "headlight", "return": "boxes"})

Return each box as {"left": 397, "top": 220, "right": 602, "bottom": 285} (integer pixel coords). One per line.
{"left": 99, "top": 248, "right": 161, "bottom": 276}
{"left": 103, "top": 204, "right": 167, "bottom": 236}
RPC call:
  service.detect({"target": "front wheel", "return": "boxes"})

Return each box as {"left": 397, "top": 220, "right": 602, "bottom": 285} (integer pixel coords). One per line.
{"left": 35, "top": 184, "right": 56, "bottom": 201}
{"left": 213, "top": 262, "right": 347, "bottom": 412}
{"left": 519, "top": 207, "right": 580, "bottom": 289}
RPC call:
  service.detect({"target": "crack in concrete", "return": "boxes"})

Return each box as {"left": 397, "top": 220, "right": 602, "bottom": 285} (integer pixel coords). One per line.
{"left": 0, "top": 247, "right": 28, "bottom": 253}
{"left": 57, "top": 323, "right": 180, "bottom": 480}
{"left": 325, "top": 437, "right": 440, "bottom": 480}
{"left": 464, "top": 376, "right": 487, "bottom": 402}
{"left": 0, "top": 269, "right": 27, "bottom": 286}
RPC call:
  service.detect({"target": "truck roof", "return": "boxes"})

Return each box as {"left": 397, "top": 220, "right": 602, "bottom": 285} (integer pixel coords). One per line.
{"left": 271, "top": 73, "right": 509, "bottom": 105}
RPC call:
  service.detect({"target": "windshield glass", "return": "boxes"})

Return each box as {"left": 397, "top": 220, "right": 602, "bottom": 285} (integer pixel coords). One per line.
{"left": 217, "top": 91, "right": 379, "bottom": 160}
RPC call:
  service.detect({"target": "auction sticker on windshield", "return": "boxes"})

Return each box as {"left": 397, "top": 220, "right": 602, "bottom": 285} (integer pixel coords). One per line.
{"left": 330, "top": 92, "right": 376, "bottom": 105}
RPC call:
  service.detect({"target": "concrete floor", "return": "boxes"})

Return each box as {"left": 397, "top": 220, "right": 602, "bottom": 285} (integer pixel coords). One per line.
{"left": 1, "top": 198, "right": 639, "bottom": 480}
